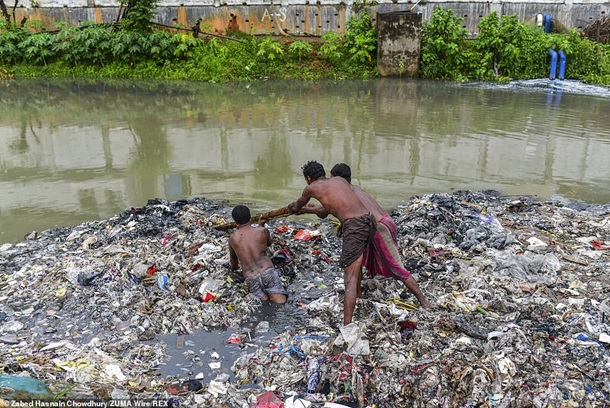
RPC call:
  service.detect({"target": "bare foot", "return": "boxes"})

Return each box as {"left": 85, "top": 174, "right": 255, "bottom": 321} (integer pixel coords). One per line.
{"left": 420, "top": 299, "right": 433, "bottom": 309}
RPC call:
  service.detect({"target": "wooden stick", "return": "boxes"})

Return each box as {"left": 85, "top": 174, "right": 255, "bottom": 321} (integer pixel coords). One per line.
{"left": 213, "top": 206, "right": 291, "bottom": 231}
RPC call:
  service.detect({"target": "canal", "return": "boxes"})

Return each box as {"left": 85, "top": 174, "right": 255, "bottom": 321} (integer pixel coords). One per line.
{"left": 1, "top": 77, "right": 610, "bottom": 244}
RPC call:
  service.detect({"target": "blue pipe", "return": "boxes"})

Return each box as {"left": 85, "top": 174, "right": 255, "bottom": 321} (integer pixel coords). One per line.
{"left": 548, "top": 49, "right": 558, "bottom": 80}
{"left": 544, "top": 14, "right": 552, "bottom": 33}
{"left": 558, "top": 50, "right": 566, "bottom": 80}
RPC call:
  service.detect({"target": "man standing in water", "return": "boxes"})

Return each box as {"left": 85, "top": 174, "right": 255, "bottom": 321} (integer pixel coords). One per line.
{"left": 287, "top": 161, "right": 376, "bottom": 325}
{"left": 229, "top": 205, "right": 288, "bottom": 304}
{"left": 330, "top": 163, "right": 432, "bottom": 309}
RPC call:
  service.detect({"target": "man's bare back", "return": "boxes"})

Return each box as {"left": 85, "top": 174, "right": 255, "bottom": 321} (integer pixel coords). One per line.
{"left": 229, "top": 205, "right": 287, "bottom": 304}
{"left": 289, "top": 176, "right": 369, "bottom": 222}
{"left": 288, "top": 161, "right": 377, "bottom": 325}
{"left": 229, "top": 225, "right": 273, "bottom": 279}
{"left": 351, "top": 185, "right": 386, "bottom": 222}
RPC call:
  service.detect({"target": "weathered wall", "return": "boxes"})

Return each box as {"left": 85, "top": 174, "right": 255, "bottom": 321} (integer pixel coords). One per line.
{"left": 377, "top": 12, "right": 422, "bottom": 77}
{"left": 10, "top": 0, "right": 610, "bottom": 35}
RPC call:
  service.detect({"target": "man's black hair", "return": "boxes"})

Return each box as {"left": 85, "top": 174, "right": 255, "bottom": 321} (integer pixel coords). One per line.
{"left": 330, "top": 163, "right": 351, "bottom": 183}
{"left": 302, "top": 160, "right": 326, "bottom": 180}
{"left": 232, "top": 205, "right": 251, "bottom": 225}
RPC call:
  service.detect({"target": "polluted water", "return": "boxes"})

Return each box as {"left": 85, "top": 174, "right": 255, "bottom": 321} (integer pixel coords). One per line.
{"left": 0, "top": 191, "right": 609, "bottom": 407}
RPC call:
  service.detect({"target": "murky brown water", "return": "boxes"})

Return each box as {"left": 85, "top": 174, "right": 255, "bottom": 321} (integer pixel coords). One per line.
{"left": 1, "top": 77, "right": 610, "bottom": 244}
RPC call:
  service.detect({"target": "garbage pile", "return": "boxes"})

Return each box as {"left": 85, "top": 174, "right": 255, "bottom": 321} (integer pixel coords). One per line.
{"left": 582, "top": 14, "right": 610, "bottom": 43}
{"left": 1, "top": 191, "right": 609, "bottom": 407}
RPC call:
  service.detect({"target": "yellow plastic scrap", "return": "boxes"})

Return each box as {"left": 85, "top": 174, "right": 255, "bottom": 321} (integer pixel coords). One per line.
{"left": 54, "top": 358, "right": 95, "bottom": 372}
{"left": 387, "top": 298, "right": 419, "bottom": 310}
{"left": 460, "top": 201, "right": 487, "bottom": 214}
{"left": 55, "top": 287, "right": 67, "bottom": 297}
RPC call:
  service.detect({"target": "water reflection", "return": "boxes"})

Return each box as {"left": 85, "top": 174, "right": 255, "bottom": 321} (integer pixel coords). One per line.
{"left": 1, "top": 78, "right": 610, "bottom": 244}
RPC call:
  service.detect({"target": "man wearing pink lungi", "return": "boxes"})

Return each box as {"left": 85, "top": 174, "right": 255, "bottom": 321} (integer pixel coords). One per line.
{"left": 331, "top": 163, "right": 432, "bottom": 309}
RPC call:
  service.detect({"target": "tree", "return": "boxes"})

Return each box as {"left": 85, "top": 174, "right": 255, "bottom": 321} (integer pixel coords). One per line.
{"left": 120, "top": 0, "right": 159, "bottom": 32}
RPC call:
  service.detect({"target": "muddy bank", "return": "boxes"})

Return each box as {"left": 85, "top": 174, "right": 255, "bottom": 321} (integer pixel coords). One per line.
{"left": 0, "top": 191, "right": 609, "bottom": 407}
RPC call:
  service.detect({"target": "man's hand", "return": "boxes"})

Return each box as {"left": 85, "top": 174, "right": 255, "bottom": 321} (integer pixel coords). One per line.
{"left": 258, "top": 215, "right": 267, "bottom": 226}
{"left": 299, "top": 203, "right": 329, "bottom": 218}
{"left": 287, "top": 202, "right": 299, "bottom": 214}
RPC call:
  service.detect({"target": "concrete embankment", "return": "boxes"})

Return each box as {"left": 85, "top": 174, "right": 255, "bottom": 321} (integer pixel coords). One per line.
{"left": 13, "top": 0, "right": 608, "bottom": 36}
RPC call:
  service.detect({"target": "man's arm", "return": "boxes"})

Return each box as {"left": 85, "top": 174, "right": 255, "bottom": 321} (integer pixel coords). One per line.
{"left": 228, "top": 241, "right": 239, "bottom": 270}
{"left": 288, "top": 187, "right": 312, "bottom": 214}
{"left": 263, "top": 227, "right": 272, "bottom": 247}
{"left": 299, "top": 202, "right": 330, "bottom": 218}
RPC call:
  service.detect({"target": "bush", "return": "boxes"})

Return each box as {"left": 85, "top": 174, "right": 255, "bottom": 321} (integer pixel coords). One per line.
{"left": 420, "top": 6, "right": 610, "bottom": 84}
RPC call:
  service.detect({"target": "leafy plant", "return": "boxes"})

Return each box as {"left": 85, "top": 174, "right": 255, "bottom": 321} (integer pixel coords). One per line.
{"left": 345, "top": 1, "right": 377, "bottom": 64}
{"left": 421, "top": 7, "right": 471, "bottom": 80}
{"left": 288, "top": 40, "right": 312, "bottom": 62}
{"left": 398, "top": 59, "right": 405, "bottom": 77}
{"left": 54, "top": 21, "right": 69, "bottom": 30}
{"left": 319, "top": 32, "right": 344, "bottom": 65}
{"left": 18, "top": 31, "right": 54, "bottom": 65}
{"left": 119, "top": 0, "right": 159, "bottom": 32}
{"left": 256, "top": 37, "right": 284, "bottom": 61}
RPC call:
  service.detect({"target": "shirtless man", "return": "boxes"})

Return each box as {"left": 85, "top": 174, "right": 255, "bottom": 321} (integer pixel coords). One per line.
{"left": 287, "top": 161, "right": 375, "bottom": 325}
{"left": 229, "top": 205, "right": 287, "bottom": 304}
{"left": 330, "top": 163, "right": 431, "bottom": 309}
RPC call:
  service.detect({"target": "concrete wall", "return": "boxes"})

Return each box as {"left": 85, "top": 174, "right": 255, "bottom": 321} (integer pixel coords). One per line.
{"left": 377, "top": 12, "right": 422, "bottom": 77}
{"left": 10, "top": 0, "right": 610, "bottom": 35}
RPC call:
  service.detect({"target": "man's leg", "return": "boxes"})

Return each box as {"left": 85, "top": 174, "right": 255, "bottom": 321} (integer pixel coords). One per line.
{"left": 402, "top": 275, "right": 432, "bottom": 308}
{"left": 356, "top": 268, "right": 363, "bottom": 298}
{"left": 269, "top": 293, "right": 287, "bottom": 304}
{"left": 343, "top": 255, "right": 363, "bottom": 325}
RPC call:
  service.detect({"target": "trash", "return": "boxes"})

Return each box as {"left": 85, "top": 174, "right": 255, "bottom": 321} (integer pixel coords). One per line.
{"left": 0, "top": 374, "right": 52, "bottom": 399}
{"left": 590, "top": 239, "right": 610, "bottom": 250}
{"left": 285, "top": 395, "right": 311, "bottom": 407}
{"left": 306, "top": 356, "right": 323, "bottom": 393}
{"left": 272, "top": 249, "right": 293, "bottom": 268}
{"left": 252, "top": 390, "right": 284, "bottom": 408}
{"left": 334, "top": 322, "right": 370, "bottom": 356}
{"left": 77, "top": 270, "right": 103, "bottom": 286}
{"left": 199, "top": 292, "right": 216, "bottom": 302}
{"left": 227, "top": 333, "right": 247, "bottom": 344}
{"left": 164, "top": 379, "right": 203, "bottom": 395}
{"left": 1, "top": 192, "right": 609, "bottom": 406}
{"left": 157, "top": 273, "right": 170, "bottom": 291}
{"left": 198, "top": 278, "right": 225, "bottom": 294}
{"left": 398, "top": 320, "right": 417, "bottom": 341}
{"left": 294, "top": 229, "right": 321, "bottom": 242}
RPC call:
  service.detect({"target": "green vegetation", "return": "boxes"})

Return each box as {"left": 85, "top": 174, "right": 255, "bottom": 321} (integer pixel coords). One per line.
{"left": 0, "top": 0, "right": 378, "bottom": 82}
{"left": 421, "top": 7, "right": 610, "bottom": 84}
{"left": 2, "top": 2, "right": 610, "bottom": 84}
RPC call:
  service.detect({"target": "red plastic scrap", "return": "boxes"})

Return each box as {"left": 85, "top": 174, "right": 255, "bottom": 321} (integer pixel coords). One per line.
{"left": 294, "top": 229, "right": 321, "bottom": 241}
{"left": 428, "top": 249, "right": 450, "bottom": 264}
{"left": 590, "top": 239, "right": 610, "bottom": 250}
{"left": 252, "top": 390, "right": 284, "bottom": 408}
{"left": 163, "top": 383, "right": 188, "bottom": 395}
{"left": 188, "top": 242, "right": 203, "bottom": 255}
{"left": 398, "top": 320, "right": 417, "bottom": 331}
{"left": 275, "top": 225, "right": 291, "bottom": 234}
{"left": 146, "top": 264, "right": 157, "bottom": 275}
{"left": 227, "top": 333, "right": 245, "bottom": 344}
{"left": 312, "top": 250, "right": 331, "bottom": 264}
{"left": 198, "top": 292, "right": 216, "bottom": 302}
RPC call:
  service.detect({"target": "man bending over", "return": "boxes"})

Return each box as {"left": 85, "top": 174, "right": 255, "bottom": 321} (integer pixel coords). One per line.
{"left": 287, "top": 160, "right": 376, "bottom": 325}
{"left": 330, "top": 163, "right": 431, "bottom": 309}
{"left": 229, "top": 205, "right": 288, "bottom": 304}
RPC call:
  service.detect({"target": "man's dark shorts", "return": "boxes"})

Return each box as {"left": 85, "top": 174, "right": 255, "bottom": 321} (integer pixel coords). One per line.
{"left": 245, "top": 267, "right": 288, "bottom": 299}
{"left": 339, "top": 213, "right": 376, "bottom": 268}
